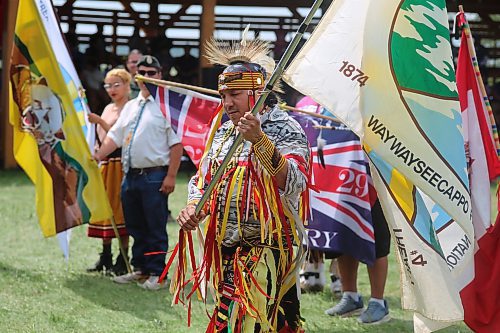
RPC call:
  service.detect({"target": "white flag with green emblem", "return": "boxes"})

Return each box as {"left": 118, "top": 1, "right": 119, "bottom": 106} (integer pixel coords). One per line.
{"left": 284, "top": 0, "right": 474, "bottom": 330}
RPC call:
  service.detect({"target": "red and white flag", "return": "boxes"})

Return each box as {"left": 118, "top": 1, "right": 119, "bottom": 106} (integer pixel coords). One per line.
{"left": 456, "top": 11, "right": 500, "bottom": 333}
{"left": 147, "top": 84, "right": 221, "bottom": 167}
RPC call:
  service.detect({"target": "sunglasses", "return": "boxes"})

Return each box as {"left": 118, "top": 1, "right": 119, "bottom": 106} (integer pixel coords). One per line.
{"left": 138, "top": 70, "right": 159, "bottom": 76}
{"left": 103, "top": 82, "right": 124, "bottom": 90}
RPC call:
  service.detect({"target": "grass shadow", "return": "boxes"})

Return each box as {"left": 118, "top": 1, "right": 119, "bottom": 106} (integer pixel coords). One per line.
{"left": 64, "top": 273, "right": 179, "bottom": 321}
{"left": 300, "top": 290, "right": 414, "bottom": 333}
{"left": 0, "top": 169, "right": 31, "bottom": 187}
{"left": 304, "top": 315, "right": 413, "bottom": 333}
{"left": 0, "top": 260, "right": 45, "bottom": 281}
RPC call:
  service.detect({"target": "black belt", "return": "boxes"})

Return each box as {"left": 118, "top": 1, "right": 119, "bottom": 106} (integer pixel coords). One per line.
{"left": 128, "top": 166, "right": 167, "bottom": 175}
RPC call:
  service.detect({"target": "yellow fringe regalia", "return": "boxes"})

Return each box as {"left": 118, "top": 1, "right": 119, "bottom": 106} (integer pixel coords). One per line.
{"left": 162, "top": 30, "right": 311, "bottom": 333}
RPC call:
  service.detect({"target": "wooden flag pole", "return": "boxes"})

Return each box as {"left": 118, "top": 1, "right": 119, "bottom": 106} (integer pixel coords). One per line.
{"left": 135, "top": 75, "right": 218, "bottom": 96}
{"left": 280, "top": 104, "right": 341, "bottom": 123}
{"left": 110, "top": 216, "right": 132, "bottom": 274}
{"left": 314, "top": 125, "right": 337, "bottom": 130}
{"left": 136, "top": 75, "right": 339, "bottom": 123}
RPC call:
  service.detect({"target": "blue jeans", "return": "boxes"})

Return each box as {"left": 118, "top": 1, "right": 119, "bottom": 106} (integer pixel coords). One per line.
{"left": 121, "top": 169, "right": 169, "bottom": 276}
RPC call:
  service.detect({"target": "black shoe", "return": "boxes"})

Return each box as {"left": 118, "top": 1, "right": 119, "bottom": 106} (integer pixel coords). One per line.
{"left": 112, "top": 253, "right": 129, "bottom": 276}
{"left": 87, "top": 252, "right": 113, "bottom": 273}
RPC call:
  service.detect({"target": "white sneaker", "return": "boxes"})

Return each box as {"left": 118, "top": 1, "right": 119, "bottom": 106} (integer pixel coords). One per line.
{"left": 139, "top": 276, "right": 168, "bottom": 290}
{"left": 112, "top": 271, "right": 147, "bottom": 284}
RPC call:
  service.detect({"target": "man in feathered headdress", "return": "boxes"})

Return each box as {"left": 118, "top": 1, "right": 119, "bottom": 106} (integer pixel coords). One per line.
{"left": 176, "top": 31, "right": 311, "bottom": 332}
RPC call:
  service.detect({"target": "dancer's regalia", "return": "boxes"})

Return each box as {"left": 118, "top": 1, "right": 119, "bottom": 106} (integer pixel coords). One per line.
{"left": 168, "top": 35, "right": 311, "bottom": 333}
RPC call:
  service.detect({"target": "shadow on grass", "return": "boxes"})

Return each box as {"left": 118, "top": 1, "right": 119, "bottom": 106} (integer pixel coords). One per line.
{"left": 0, "top": 260, "right": 201, "bottom": 330}
{"left": 304, "top": 315, "right": 413, "bottom": 333}
{"left": 0, "top": 260, "right": 47, "bottom": 282}
{"left": 305, "top": 290, "right": 405, "bottom": 310}
{"left": 64, "top": 272, "right": 196, "bottom": 325}
{"left": 0, "top": 169, "right": 31, "bottom": 187}
{"left": 301, "top": 291, "right": 413, "bottom": 332}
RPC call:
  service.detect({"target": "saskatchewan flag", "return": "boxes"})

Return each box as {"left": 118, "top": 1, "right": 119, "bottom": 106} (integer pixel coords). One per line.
{"left": 9, "top": 0, "right": 112, "bottom": 237}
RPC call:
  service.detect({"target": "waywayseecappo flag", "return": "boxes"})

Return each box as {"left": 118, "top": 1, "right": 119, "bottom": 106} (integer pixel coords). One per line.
{"left": 456, "top": 11, "right": 500, "bottom": 333}
{"left": 9, "top": 0, "right": 112, "bottom": 238}
{"left": 284, "top": 0, "right": 474, "bottom": 330}
{"left": 146, "top": 83, "right": 222, "bottom": 167}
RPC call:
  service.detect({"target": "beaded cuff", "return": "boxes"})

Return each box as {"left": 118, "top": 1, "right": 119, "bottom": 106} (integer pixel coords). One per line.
{"left": 253, "top": 134, "right": 286, "bottom": 176}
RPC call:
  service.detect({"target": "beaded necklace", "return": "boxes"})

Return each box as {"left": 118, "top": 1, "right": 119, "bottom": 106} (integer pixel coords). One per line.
{"left": 209, "top": 123, "right": 250, "bottom": 238}
{"left": 210, "top": 124, "right": 246, "bottom": 176}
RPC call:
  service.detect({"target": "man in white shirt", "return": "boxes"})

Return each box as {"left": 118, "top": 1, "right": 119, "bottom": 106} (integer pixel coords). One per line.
{"left": 95, "top": 55, "right": 183, "bottom": 290}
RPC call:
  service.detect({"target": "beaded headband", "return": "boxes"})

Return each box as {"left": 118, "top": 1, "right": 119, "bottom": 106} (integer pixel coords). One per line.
{"left": 217, "top": 63, "right": 266, "bottom": 91}
{"left": 205, "top": 26, "right": 280, "bottom": 93}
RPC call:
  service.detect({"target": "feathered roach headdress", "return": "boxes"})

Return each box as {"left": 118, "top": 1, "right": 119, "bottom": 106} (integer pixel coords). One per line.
{"left": 205, "top": 26, "right": 282, "bottom": 98}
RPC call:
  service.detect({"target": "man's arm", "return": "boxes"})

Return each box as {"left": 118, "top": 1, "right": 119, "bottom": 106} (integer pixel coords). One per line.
{"left": 238, "top": 112, "right": 288, "bottom": 189}
{"left": 263, "top": 145, "right": 288, "bottom": 189}
{"left": 160, "top": 142, "right": 183, "bottom": 194}
{"left": 94, "top": 136, "right": 118, "bottom": 161}
{"left": 177, "top": 157, "right": 208, "bottom": 232}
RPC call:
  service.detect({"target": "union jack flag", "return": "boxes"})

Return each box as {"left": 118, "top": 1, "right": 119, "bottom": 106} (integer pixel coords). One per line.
{"left": 293, "top": 111, "right": 376, "bottom": 265}
{"left": 147, "top": 84, "right": 221, "bottom": 167}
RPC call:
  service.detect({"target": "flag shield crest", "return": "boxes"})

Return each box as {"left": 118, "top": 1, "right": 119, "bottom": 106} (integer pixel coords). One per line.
{"left": 9, "top": 0, "right": 112, "bottom": 237}
{"left": 284, "top": 0, "right": 475, "bottom": 326}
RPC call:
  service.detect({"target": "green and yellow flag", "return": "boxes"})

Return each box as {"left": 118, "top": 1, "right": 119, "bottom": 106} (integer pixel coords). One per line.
{"left": 9, "top": 0, "right": 112, "bottom": 237}
{"left": 284, "top": 0, "right": 475, "bottom": 330}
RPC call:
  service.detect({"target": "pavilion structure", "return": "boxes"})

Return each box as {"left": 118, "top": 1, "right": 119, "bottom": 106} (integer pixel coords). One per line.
{"left": 1, "top": 0, "right": 499, "bottom": 167}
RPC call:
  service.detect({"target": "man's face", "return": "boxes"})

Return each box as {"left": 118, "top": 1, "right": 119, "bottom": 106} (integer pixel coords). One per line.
{"left": 220, "top": 89, "right": 250, "bottom": 125}
{"left": 137, "top": 65, "right": 161, "bottom": 96}
{"left": 126, "top": 52, "right": 142, "bottom": 75}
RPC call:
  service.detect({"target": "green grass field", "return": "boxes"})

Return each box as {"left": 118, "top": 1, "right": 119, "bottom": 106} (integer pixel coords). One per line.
{"left": 0, "top": 169, "right": 472, "bottom": 333}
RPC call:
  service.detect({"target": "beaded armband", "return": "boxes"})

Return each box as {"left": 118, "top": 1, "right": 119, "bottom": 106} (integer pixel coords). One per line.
{"left": 253, "top": 134, "right": 286, "bottom": 176}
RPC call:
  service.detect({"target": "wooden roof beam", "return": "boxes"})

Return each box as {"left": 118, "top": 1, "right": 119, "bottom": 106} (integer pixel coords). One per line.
{"left": 448, "top": 3, "right": 500, "bottom": 13}
{"left": 118, "top": 0, "right": 151, "bottom": 36}
{"left": 288, "top": 7, "right": 303, "bottom": 21}
{"left": 162, "top": 4, "right": 191, "bottom": 30}
{"left": 57, "top": 0, "right": 75, "bottom": 16}
{"left": 211, "top": 0, "right": 315, "bottom": 6}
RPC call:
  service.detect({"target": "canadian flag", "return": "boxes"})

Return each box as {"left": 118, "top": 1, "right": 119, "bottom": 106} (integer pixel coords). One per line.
{"left": 456, "top": 11, "right": 500, "bottom": 333}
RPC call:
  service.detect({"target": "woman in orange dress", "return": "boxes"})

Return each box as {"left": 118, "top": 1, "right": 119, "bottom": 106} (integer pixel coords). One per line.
{"left": 87, "top": 68, "right": 131, "bottom": 275}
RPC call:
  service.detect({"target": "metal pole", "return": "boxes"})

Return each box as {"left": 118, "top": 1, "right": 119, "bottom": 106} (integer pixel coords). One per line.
{"left": 195, "top": 0, "right": 325, "bottom": 215}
